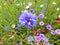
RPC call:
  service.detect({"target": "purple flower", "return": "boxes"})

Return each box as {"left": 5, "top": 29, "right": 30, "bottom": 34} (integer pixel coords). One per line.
{"left": 39, "top": 34, "right": 45, "bottom": 39}
{"left": 51, "top": 30, "right": 56, "bottom": 35}
{"left": 34, "top": 34, "right": 45, "bottom": 42}
{"left": 30, "top": 9, "right": 33, "bottom": 12}
{"left": 28, "top": 36, "right": 33, "bottom": 41}
{"left": 30, "top": 9, "right": 36, "bottom": 13}
{"left": 55, "top": 29, "right": 60, "bottom": 34}
{"left": 46, "top": 24, "right": 52, "bottom": 30}
{"left": 39, "top": 21, "right": 44, "bottom": 26}
{"left": 34, "top": 36, "right": 41, "bottom": 42}
{"left": 19, "top": 12, "right": 38, "bottom": 28}
{"left": 39, "top": 13, "right": 44, "bottom": 18}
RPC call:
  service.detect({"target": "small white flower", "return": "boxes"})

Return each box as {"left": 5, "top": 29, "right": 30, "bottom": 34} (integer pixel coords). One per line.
{"left": 21, "top": 10, "right": 28, "bottom": 13}
{"left": 9, "top": 35, "right": 14, "bottom": 39}
{"left": 16, "top": 4, "right": 20, "bottom": 6}
{"left": 26, "top": 6, "right": 30, "bottom": 9}
{"left": 58, "top": 15, "right": 60, "bottom": 18}
{"left": 40, "top": 4, "right": 44, "bottom": 7}
{"left": 11, "top": 24, "right": 15, "bottom": 28}
{"left": 28, "top": 2, "right": 32, "bottom": 6}
{"left": 24, "top": 10, "right": 28, "bottom": 12}
{"left": 39, "top": 21, "right": 44, "bottom": 26}
{"left": 56, "top": 8, "right": 60, "bottom": 11}
{"left": 52, "top": 2, "right": 56, "bottom": 5}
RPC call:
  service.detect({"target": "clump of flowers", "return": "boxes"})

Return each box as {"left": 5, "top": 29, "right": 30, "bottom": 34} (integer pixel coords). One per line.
{"left": 51, "top": 29, "right": 60, "bottom": 35}
{"left": 2, "top": 1, "right": 60, "bottom": 45}
{"left": 27, "top": 33, "right": 54, "bottom": 45}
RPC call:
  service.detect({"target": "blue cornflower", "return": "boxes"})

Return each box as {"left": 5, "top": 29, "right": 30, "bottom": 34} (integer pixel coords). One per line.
{"left": 43, "top": 37, "right": 49, "bottom": 42}
{"left": 5, "top": 26, "right": 9, "bottom": 30}
{"left": 28, "top": 36, "right": 33, "bottom": 42}
{"left": 19, "top": 12, "right": 38, "bottom": 28}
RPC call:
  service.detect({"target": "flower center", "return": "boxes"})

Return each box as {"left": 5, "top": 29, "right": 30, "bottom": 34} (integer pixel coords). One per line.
{"left": 25, "top": 17, "right": 31, "bottom": 22}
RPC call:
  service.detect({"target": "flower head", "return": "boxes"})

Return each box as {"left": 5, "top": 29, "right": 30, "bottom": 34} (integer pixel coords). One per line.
{"left": 39, "top": 13, "right": 44, "bottom": 18}
{"left": 43, "top": 37, "right": 49, "bottom": 42}
{"left": 34, "top": 34, "right": 45, "bottom": 43}
{"left": 19, "top": 12, "right": 38, "bottom": 28}
{"left": 51, "top": 30, "right": 56, "bottom": 35}
{"left": 28, "top": 2, "right": 32, "bottom": 6}
{"left": 46, "top": 24, "right": 52, "bottom": 30}
{"left": 39, "top": 21, "right": 44, "bottom": 26}
{"left": 11, "top": 24, "right": 15, "bottom": 28}
{"left": 28, "top": 36, "right": 33, "bottom": 42}
{"left": 55, "top": 29, "right": 60, "bottom": 34}
{"left": 34, "top": 36, "right": 41, "bottom": 42}
{"left": 39, "top": 34, "right": 45, "bottom": 39}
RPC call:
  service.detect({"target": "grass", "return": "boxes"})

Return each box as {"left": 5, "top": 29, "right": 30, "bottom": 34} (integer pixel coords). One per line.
{"left": 0, "top": 0, "right": 60, "bottom": 45}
